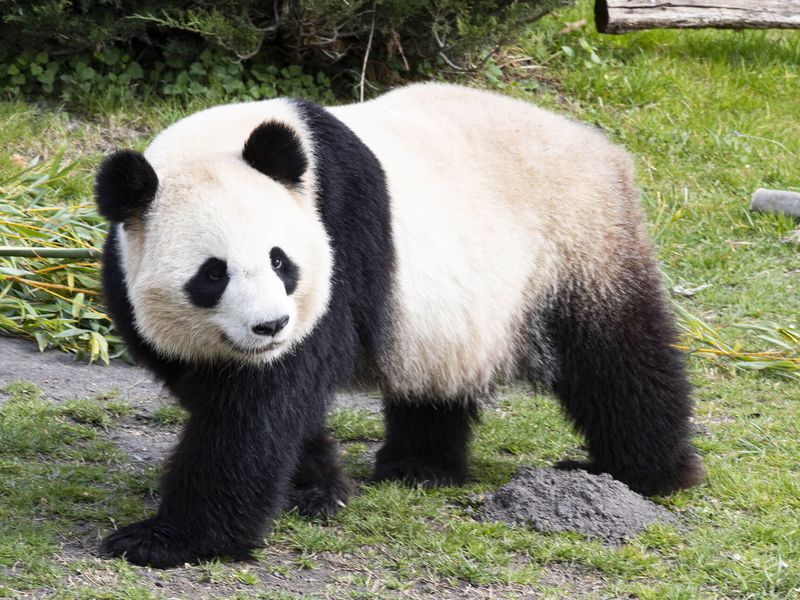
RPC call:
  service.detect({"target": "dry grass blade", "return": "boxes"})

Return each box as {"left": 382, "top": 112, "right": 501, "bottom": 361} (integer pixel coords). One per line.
{"left": 0, "top": 152, "right": 119, "bottom": 363}
{"left": 673, "top": 303, "right": 800, "bottom": 380}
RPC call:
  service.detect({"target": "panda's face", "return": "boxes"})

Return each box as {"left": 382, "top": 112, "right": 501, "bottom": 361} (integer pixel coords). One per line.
{"left": 115, "top": 156, "right": 332, "bottom": 365}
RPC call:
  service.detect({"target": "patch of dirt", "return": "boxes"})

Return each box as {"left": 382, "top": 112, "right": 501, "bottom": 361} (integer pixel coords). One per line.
{"left": 44, "top": 537, "right": 551, "bottom": 600}
{"left": 536, "top": 562, "right": 609, "bottom": 597}
{"left": 481, "top": 467, "right": 678, "bottom": 542}
{"left": 0, "top": 336, "right": 168, "bottom": 405}
{"left": 48, "top": 536, "right": 363, "bottom": 599}
{"left": 109, "top": 414, "right": 180, "bottom": 464}
{"left": 335, "top": 390, "right": 382, "bottom": 413}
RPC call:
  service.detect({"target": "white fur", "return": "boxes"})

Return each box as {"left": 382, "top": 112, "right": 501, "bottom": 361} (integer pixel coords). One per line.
{"left": 120, "top": 144, "right": 332, "bottom": 363}
{"left": 330, "top": 84, "right": 644, "bottom": 397}
{"left": 123, "top": 84, "right": 645, "bottom": 396}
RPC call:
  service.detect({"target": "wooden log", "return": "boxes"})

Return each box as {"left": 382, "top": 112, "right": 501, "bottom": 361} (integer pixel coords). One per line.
{"left": 750, "top": 189, "right": 800, "bottom": 218}
{"left": 596, "top": 0, "right": 800, "bottom": 34}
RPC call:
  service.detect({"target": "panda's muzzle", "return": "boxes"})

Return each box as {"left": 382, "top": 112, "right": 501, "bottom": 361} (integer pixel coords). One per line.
{"left": 220, "top": 331, "right": 282, "bottom": 355}
{"left": 251, "top": 315, "right": 289, "bottom": 337}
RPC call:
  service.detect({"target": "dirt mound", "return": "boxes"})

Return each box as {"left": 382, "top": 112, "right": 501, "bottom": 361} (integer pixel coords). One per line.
{"left": 482, "top": 467, "right": 678, "bottom": 542}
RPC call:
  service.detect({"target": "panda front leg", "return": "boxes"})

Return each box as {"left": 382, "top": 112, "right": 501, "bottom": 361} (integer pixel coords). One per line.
{"left": 548, "top": 281, "right": 703, "bottom": 496}
{"left": 100, "top": 388, "right": 311, "bottom": 568}
{"left": 373, "top": 397, "right": 479, "bottom": 487}
{"left": 287, "top": 429, "right": 353, "bottom": 518}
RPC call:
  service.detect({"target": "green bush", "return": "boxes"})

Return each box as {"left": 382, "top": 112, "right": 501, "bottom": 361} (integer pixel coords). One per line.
{"left": 0, "top": 0, "right": 569, "bottom": 103}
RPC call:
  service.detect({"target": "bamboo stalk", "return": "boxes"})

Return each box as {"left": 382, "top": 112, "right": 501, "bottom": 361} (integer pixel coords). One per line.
{"left": 0, "top": 246, "right": 102, "bottom": 259}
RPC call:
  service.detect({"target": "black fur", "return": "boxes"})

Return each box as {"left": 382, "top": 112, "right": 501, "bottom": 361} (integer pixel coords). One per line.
{"left": 270, "top": 247, "right": 299, "bottom": 295}
{"left": 96, "top": 150, "right": 158, "bottom": 223}
{"left": 546, "top": 270, "right": 702, "bottom": 496}
{"left": 97, "top": 99, "right": 394, "bottom": 568}
{"left": 287, "top": 430, "right": 353, "bottom": 518}
{"left": 293, "top": 99, "right": 395, "bottom": 378}
{"left": 374, "top": 398, "right": 479, "bottom": 487}
{"left": 184, "top": 257, "right": 229, "bottom": 308}
{"left": 243, "top": 121, "right": 308, "bottom": 186}
{"left": 101, "top": 361, "right": 319, "bottom": 567}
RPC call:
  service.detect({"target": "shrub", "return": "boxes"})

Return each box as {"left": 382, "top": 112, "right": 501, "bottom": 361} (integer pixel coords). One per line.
{"left": 0, "top": 1, "right": 570, "bottom": 103}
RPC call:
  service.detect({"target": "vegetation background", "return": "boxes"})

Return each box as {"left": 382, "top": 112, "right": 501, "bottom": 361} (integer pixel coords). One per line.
{"left": 0, "top": 0, "right": 798, "bottom": 597}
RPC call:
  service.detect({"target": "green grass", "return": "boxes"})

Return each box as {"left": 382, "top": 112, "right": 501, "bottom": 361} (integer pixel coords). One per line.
{"left": 327, "top": 408, "right": 384, "bottom": 442}
{"left": 149, "top": 404, "right": 188, "bottom": 427}
{"left": 60, "top": 390, "right": 133, "bottom": 428}
{"left": 1, "top": 0, "right": 799, "bottom": 596}
{"left": 0, "top": 383, "right": 157, "bottom": 597}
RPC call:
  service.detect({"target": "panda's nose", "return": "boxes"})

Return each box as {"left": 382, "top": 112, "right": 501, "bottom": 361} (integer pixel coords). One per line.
{"left": 251, "top": 315, "right": 289, "bottom": 337}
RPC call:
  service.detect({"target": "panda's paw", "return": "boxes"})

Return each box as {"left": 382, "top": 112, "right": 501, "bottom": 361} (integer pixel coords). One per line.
{"left": 288, "top": 476, "right": 353, "bottom": 519}
{"left": 372, "top": 459, "right": 466, "bottom": 488}
{"left": 100, "top": 518, "right": 198, "bottom": 568}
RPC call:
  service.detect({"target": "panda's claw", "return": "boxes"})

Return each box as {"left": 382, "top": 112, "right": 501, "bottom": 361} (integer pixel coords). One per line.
{"left": 288, "top": 479, "right": 353, "bottom": 519}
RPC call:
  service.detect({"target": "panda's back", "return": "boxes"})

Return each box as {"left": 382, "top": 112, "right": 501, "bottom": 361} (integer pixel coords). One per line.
{"left": 330, "top": 84, "right": 646, "bottom": 398}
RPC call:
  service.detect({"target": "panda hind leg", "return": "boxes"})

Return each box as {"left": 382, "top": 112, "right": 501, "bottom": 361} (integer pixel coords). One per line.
{"left": 287, "top": 429, "right": 353, "bottom": 519}
{"left": 373, "top": 397, "right": 479, "bottom": 487}
{"left": 546, "top": 281, "right": 703, "bottom": 496}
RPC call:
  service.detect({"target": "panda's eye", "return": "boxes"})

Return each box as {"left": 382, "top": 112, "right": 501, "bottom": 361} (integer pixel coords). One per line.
{"left": 204, "top": 259, "right": 227, "bottom": 282}
{"left": 269, "top": 247, "right": 299, "bottom": 295}
{"left": 270, "top": 247, "right": 285, "bottom": 271}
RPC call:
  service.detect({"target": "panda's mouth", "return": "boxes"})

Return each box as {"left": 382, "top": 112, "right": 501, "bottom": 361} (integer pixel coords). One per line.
{"left": 220, "top": 332, "right": 282, "bottom": 355}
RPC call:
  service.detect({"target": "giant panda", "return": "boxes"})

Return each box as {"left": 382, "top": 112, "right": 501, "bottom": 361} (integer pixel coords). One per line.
{"left": 95, "top": 83, "right": 702, "bottom": 568}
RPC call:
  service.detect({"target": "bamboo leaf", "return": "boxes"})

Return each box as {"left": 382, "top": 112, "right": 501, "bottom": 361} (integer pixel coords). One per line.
{"left": 33, "top": 331, "right": 48, "bottom": 352}
{"left": 71, "top": 292, "right": 85, "bottom": 319}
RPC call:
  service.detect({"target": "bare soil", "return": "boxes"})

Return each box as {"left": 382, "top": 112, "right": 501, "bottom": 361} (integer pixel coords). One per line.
{"left": 482, "top": 467, "right": 678, "bottom": 542}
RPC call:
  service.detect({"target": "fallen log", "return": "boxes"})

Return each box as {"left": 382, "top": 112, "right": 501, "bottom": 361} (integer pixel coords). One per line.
{"left": 596, "top": 0, "right": 800, "bottom": 34}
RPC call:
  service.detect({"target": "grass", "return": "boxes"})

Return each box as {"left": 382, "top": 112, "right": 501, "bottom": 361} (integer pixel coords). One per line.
{"left": 0, "top": 0, "right": 799, "bottom": 597}
{"left": 0, "top": 383, "right": 156, "bottom": 597}
{"left": 1, "top": 381, "right": 797, "bottom": 598}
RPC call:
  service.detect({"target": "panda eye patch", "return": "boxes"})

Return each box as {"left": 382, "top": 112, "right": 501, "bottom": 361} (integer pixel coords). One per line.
{"left": 185, "top": 257, "right": 229, "bottom": 308}
{"left": 270, "top": 247, "right": 299, "bottom": 295}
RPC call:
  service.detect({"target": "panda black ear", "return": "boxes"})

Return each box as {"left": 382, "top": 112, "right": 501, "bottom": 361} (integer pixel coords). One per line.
{"left": 95, "top": 150, "right": 158, "bottom": 223}
{"left": 242, "top": 121, "right": 308, "bottom": 186}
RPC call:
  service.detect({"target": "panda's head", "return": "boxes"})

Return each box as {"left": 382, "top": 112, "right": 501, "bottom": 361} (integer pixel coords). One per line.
{"left": 96, "top": 120, "right": 332, "bottom": 364}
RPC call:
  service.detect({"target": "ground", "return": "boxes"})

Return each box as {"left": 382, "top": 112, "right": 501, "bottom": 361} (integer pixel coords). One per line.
{"left": 0, "top": 336, "right": 612, "bottom": 599}
{"left": 1, "top": 0, "right": 800, "bottom": 598}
